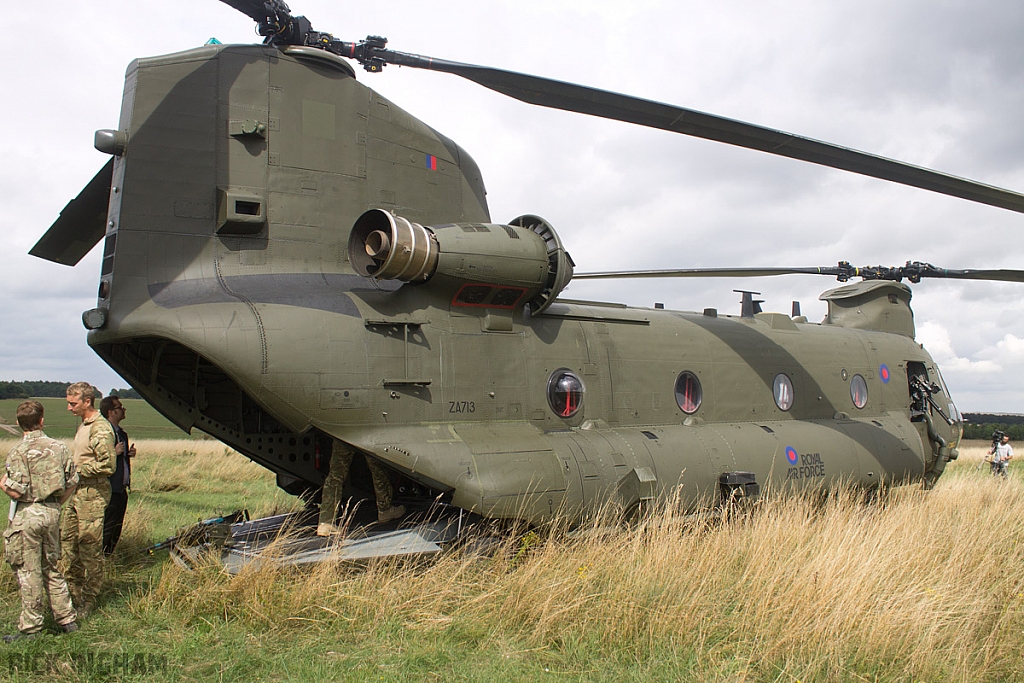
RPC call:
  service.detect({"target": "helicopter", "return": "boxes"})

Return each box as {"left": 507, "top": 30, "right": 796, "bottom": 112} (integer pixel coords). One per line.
{"left": 26, "top": 1, "right": 1024, "bottom": 555}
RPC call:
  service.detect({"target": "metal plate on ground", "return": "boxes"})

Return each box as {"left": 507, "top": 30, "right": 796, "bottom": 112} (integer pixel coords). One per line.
{"left": 222, "top": 526, "right": 448, "bottom": 574}
{"left": 167, "top": 508, "right": 467, "bottom": 573}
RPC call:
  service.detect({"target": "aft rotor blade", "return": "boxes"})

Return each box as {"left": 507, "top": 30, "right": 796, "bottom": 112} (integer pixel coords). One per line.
{"left": 372, "top": 52, "right": 1024, "bottom": 214}
{"left": 220, "top": 10, "right": 1024, "bottom": 213}
{"left": 218, "top": 0, "right": 274, "bottom": 23}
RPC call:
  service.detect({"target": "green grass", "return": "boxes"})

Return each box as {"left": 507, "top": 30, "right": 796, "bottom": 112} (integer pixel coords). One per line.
{"left": 0, "top": 397, "right": 203, "bottom": 441}
{"left": 0, "top": 441, "right": 1020, "bottom": 682}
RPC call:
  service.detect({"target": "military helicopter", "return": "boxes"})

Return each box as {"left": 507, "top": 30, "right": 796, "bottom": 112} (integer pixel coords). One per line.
{"left": 29, "top": 1, "right": 1024, "bottom": 558}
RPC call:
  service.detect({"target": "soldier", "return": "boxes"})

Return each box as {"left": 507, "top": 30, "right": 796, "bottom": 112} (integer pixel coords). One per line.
{"left": 61, "top": 382, "right": 115, "bottom": 618}
{"left": 1, "top": 400, "right": 79, "bottom": 642}
{"left": 317, "top": 440, "right": 405, "bottom": 536}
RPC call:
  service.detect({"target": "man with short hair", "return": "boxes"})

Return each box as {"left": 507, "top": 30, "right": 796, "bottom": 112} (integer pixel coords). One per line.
{"left": 990, "top": 434, "right": 1014, "bottom": 478}
{"left": 99, "top": 395, "right": 134, "bottom": 555}
{"left": 61, "top": 382, "right": 115, "bottom": 617}
{"left": 1, "top": 401, "right": 79, "bottom": 641}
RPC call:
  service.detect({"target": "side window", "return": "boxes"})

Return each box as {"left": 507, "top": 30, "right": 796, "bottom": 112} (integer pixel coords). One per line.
{"left": 547, "top": 369, "right": 584, "bottom": 418}
{"left": 674, "top": 371, "right": 702, "bottom": 414}
{"left": 773, "top": 373, "right": 794, "bottom": 411}
{"left": 850, "top": 374, "right": 868, "bottom": 409}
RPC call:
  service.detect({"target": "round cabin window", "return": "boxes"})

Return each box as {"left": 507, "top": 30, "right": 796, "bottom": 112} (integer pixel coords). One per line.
{"left": 675, "top": 371, "right": 702, "bottom": 414}
{"left": 773, "top": 373, "right": 794, "bottom": 411}
{"left": 548, "top": 369, "right": 584, "bottom": 418}
{"left": 851, "top": 374, "right": 868, "bottom": 409}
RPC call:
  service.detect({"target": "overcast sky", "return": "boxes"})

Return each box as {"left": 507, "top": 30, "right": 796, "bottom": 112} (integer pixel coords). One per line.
{"left": 3, "top": 0, "right": 1023, "bottom": 412}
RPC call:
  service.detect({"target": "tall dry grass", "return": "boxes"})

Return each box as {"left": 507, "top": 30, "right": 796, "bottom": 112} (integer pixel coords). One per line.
{"left": 122, "top": 441, "right": 1024, "bottom": 681}
{"left": 0, "top": 434, "right": 1018, "bottom": 678}
{"left": 115, "top": 440, "right": 303, "bottom": 557}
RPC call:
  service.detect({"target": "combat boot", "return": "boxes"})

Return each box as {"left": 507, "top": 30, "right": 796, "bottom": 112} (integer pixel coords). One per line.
{"left": 60, "top": 621, "right": 80, "bottom": 633}
{"left": 316, "top": 523, "right": 337, "bottom": 537}
{"left": 378, "top": 504, "right": 406, "bottom": 523}
{"left": 3, "top": 632, "right": 39, "bottom": 644}
{"left": 77, "top": 600, "right": 96, "bottom": 620}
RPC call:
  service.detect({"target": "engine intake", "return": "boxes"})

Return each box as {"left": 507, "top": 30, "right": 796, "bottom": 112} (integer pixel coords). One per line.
{"left": 349, "top": 210, "right": 439, "bottom": 281}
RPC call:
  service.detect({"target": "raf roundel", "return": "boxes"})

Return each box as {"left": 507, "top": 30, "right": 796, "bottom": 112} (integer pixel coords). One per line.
{"left": 786, "top": 446, "right": 799, "bottom": 466}
{"left": 879, "top": 364, "right": 891, "bottom": 384}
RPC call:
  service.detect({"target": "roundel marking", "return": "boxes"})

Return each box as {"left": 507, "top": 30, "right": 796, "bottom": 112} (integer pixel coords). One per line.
{"left": 879, "top": 364, "right": 890, "bottom": 383}
{"left": 786, "top": 446, "right": 799, "bottom": 465}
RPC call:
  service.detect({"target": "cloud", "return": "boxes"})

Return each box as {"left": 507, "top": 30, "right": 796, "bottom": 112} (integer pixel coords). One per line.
{"left": 916, "top": 321, "right": 1001, "bottom": 374}
{"left": 995, "top": 334, "right": 1024, "bottom": 356}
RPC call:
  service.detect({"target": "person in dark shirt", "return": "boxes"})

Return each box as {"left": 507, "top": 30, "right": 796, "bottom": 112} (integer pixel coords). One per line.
{"left": 99, "top": 395, "right": 134, "bottom": 555}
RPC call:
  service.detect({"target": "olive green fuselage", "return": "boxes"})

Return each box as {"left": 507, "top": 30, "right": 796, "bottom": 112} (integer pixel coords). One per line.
{"left": 84, "top": 44, "right": 960, "bottom": 523}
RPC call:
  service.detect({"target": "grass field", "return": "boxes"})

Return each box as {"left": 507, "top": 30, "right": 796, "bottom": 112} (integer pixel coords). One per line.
{"left": 0, "top": 398, "right": 203, "bottom": 441}
{"left": 0, "top": 440, "right": 1020, "bottom": 682}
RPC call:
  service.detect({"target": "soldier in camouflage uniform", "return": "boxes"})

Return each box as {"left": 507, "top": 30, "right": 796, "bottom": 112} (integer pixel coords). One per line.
{"left": 317, "top": 439, "right": 405, "bottom": 536}
{"left": 60, "top": 383, "right": 115, "bottom": 617}
{"left": 1, "top": 401, "right": 79, "bottom": 642}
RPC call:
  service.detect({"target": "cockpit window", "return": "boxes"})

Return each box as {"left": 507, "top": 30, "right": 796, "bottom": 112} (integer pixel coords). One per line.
{"left": 933, "top": 366, "right": 962, "bottom": 424}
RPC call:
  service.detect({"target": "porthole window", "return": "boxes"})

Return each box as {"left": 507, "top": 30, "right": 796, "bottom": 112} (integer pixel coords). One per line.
{"left": 850, "top": 374, "right": 868, "bottom": 409}
{"left": 547, "top": 369, "right": 584, "bottom": 418}
{"left": 674, "top": 371, "right": 702, "bottom": 414}
{"left": 773, "top": 373, "right": 794, "bottom": 411}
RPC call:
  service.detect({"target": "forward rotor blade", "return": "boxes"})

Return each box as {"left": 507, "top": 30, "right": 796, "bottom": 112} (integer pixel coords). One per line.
{"left": 574, "top": 263, "right": 1024, "bottom": 283}
{"left": 911, "top": 268, "right": 1024, "bottom": 282}
{"left": 372, "top": 53, "right": 1024, "bottom": 214}
{"left": 574, "top": 267, "right": 828, "bottom": 280}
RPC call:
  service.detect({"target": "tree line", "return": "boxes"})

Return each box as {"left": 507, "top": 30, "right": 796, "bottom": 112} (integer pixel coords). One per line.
{"left": 0, "top": 381, "right": 141, "bottom": 400}
{"left": 960, "top": 413, "right": 1024, "bottom": 441}
{"left": 962, "top": 423, "right": 1024, "bottom": 441}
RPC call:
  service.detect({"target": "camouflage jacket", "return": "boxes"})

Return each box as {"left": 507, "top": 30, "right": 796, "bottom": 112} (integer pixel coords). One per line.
{"left": 72, "top": 413, "right": 115, "bottom": 479}
{"left": 5, "top": 430, "right": 78, "bottom": 502}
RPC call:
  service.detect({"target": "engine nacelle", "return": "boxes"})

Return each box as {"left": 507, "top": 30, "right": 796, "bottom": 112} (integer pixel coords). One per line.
{"left": 348, "top": 209, "right": 573, "bottom": 313}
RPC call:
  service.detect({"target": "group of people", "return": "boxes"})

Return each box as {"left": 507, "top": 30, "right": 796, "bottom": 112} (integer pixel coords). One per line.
{"left": 1, "top": 383, "right": 133, "bottom": 642}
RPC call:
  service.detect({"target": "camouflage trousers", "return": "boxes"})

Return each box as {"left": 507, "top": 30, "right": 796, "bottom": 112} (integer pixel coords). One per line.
{"left": 319, "top": 443, "right": 394, "bottom": 526}
{"left": 4, "top": 502, "right": 77, "bottom": 634}
{"left": 60, "top": 480, "right": 111, "bottom": 606}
